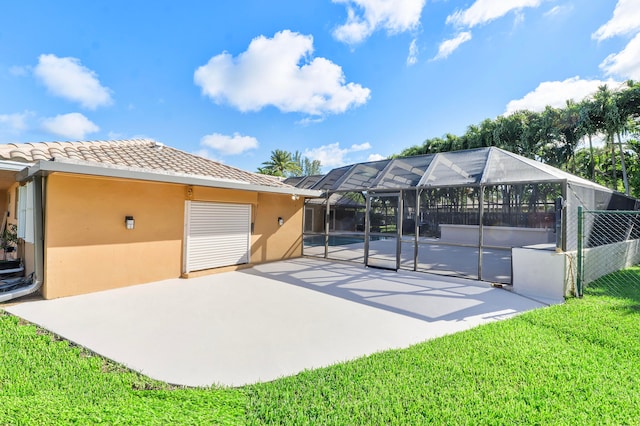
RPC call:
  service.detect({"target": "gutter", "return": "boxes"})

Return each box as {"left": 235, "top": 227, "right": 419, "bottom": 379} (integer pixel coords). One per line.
{"left": 0, "top": 160, "right": 33, "bottom": 172}
{"left": 17, "top": 159, "right": 322, "bottom": 198}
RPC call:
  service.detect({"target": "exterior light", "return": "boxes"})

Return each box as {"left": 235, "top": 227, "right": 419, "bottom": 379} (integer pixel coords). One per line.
{"left": 125, "top": 216, "right": 135, "bottom": 230}
{"left": 291, "top": 194, "right": 300, "bottom": 200}
{"left": 278, "top": 217, "right": 284, "bottom": 226}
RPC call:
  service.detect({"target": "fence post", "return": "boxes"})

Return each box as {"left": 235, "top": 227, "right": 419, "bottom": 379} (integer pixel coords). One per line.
{"left": 576, "top": 206, "right": 583, "bottom": 297}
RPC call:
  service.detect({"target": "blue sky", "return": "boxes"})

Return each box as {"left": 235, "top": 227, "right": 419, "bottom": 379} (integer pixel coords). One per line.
{"left": 0, "top": 0, "right": 638, "bottom": 173}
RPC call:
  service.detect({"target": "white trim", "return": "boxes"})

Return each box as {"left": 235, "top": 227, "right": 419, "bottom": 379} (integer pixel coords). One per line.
{"left": 183, "top": 201, "right": 191, "bottom": 274}
{"left": 19, "top": 159, "right": 321, "bottom": 198}
{"left": 0, "top": 160, "right": 31, "bottom": 172}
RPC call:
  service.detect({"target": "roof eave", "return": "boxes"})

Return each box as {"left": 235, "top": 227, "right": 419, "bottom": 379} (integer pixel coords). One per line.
{"left": 0, "top": 159, "right": 33, "bottom": 172}
{"left": 17, "top": 160, "right": 322, "bottom": 198}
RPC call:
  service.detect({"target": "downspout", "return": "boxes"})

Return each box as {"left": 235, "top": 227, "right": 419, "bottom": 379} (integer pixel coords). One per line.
{"left": 0, "top": 175, "right": 44, "bottom": 303}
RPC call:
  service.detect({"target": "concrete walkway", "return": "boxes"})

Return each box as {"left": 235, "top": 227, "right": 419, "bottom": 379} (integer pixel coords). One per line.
{"left": 4, "top": 258, "right": 547, "bottom": 387}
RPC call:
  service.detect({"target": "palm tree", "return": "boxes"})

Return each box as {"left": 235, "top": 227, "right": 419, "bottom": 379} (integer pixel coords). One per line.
{"left": 578, "top": 98, "right": 598, "bottom": 180}
{"left": 528, "top": 107, "right": 560, "bottom": 165}
{"left": 302, "top": 157, "right": 322, "bottom": 175}
{"left": 593, "top": 85, "right": 624, "bottom": 192}
{"left": 290, "top": 150, "right": 322, "bottom": 176}
{"left": 614, "top": 81, "right": 640, "bottom": 195}
{"left": 259, "top": 149, "right": 301, "bottom": 177}
{"left": 557, "top": 100, "right": 584, "bottom": 173}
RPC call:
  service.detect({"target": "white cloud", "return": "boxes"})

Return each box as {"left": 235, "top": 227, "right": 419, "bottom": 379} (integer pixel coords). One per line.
{"left": 433, "top": 32, "right": 472, "bottom": 61}
{"left": 351, "top": 142, "right": 371, "bottom": 151}
{"left": 194, "top": 30, "right": 370, "bottom": 116}
{"left": 438, "top": 0, "right": 543, "bottom": 59}
{"left": 600, "top": 33, "right": 640, "bottom": 80}
{"left": 504, "top": 76, "right": 619, "bottom": 115}
{"left": 367, "top": 153, "right": 386, "bottom": 161}
{"left": 0, "top": 111, "right": 32, "bottom": 132}
{"left": 544, "top": 6, "right": 561, "bottom": 17}
{"left": 200, "top": 132, "right": 259, "bottom": 155}
{"left": 446, "top": 0, "right": 543, "bottom": 28}
{"left": 407, "top": 38, "right": 419, "bottom": 65}
{"left": 332, "top": 0, "right": 426, "bottom": 45}
{"left": 34, "top": 54, "right": 113, "bottom": 109}
{"left": 592, "top": 0, "right": 640, "bottom": 41}
{"left": 303, "top": 142, "right": 372, "bottom": 167}
{"left": 41, "top": 113, "right": 99, "bottom": 140}
{"left": 544, "top": 4, "right": 572, "bottom": 18}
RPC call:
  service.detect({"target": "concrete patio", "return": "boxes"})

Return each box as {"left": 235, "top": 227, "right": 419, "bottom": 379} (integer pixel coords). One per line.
{"left": 4, "top": 258, "right": 548, "bottom": 387}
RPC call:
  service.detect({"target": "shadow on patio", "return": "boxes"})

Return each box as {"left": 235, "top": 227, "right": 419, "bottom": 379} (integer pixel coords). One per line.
{"left": 242, "top": 257, "right": 543, "bottom": 324}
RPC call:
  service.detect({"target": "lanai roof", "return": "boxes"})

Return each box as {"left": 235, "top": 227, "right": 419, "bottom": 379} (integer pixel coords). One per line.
{"left": 286, "top": 147, "right": 612, "bottom": 193}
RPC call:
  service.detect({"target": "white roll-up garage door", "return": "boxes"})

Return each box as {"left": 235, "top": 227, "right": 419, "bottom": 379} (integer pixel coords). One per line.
{"left": 184, "top": 201, "right": 251, "bottom": 273}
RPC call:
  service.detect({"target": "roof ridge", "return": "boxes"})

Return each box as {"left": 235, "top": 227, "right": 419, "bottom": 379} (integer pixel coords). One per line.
{"left": 0, "top": 138, "right": 156, "bottom": 150}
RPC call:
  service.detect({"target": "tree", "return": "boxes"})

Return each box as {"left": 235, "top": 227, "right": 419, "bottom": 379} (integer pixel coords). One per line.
{"left": 493, "top": 111, "right": 535, "bottom": 157}
{"left": 256, "top": 166, "right": 279, "bottom": 176}
{"left": 592, "top": 85, "right": 629, "bottom": 193}
{"left": 291, "top": 150, "right": 322, "bottom": 176}
{"left": 578, "top": 98, "right": 598, "bottom": 180}
{"left": 259, "top": 149, "right": 301, "bottom": 177}
{"left": 556, "top": 100, "right": 584, "bottom": 173}
{"left": 302, "top": 157, "right": 322, "bottom": 175}
{"left": 296, "top": 151, "right": 323, "bottom": 176}
{"left": 259, "top": 149, "right": 321, "bottom": 177}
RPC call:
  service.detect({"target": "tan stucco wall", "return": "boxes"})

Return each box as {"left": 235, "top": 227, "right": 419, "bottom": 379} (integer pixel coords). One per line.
{"left": 0, "top": 192, "right": 7, "bottom": 219}
{"left": 42, "top": 174, "right": 305, "bottom": 298}
{"left": 43, "top": 174, "right": 185, "bottom": 298}
{"left": 251, "top": 192, "right": 304, "bottom": 262}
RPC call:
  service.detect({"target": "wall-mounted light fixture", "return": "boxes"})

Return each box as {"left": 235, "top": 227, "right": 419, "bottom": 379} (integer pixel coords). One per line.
{"left": 291, "top": 194, "right": 300, "bottom": 201}
{"left": 125, "top": 215, "right": 135, "bottom": 230}
{"left": 278, "top": 217, "right": 284, "bottom": 226}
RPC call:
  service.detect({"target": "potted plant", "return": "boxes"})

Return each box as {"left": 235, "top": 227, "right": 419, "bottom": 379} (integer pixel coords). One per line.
{"left": 0, "top": 224, "right": 19, "bottom": 265}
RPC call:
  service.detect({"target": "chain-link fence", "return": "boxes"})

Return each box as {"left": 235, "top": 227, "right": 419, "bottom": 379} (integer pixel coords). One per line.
{"left": 576, "top": 208, "right": 640, "bottom": 298}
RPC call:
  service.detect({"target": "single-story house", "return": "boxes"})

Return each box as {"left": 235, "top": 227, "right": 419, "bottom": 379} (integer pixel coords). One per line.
{"left": 0, "top": 139, "right": 320, "bottom": 300}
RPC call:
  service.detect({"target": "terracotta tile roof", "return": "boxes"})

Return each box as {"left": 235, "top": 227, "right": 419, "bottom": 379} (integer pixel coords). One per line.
{"left": 0, "top": 139, "right": 290, "bottom": 188}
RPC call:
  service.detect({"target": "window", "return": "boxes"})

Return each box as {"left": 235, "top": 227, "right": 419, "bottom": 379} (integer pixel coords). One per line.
{"left": 17, "top": 182, "right": 34, "bottom": 243}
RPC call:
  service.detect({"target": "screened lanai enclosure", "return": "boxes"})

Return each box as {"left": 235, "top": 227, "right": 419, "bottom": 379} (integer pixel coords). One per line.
{"left": 286, "top": 147, "right": 638, "bottom": 285}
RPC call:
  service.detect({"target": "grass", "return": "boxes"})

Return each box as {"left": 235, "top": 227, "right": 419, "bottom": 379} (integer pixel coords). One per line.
{"left": 0, "top": 313, "right": 246, "bottom": 425}
{"left": 2, "top": 269, "right": 640, "bottom": 424}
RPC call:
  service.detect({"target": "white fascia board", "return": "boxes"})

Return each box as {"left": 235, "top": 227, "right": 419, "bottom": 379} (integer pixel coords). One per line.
{"left": 18, "top": 160, "right": 322, "bottom": 198}
{"left": 0, "top": 160, "right": 32, "bottom": 172}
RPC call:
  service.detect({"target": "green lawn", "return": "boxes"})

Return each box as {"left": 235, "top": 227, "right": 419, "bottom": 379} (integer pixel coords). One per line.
{"left": 2, "top": 270, "right": 640, "bottom": 425}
